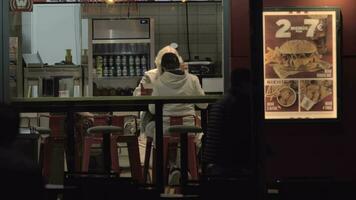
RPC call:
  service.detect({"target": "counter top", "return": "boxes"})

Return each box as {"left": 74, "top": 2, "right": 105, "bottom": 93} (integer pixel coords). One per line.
{"left": 11, "top": 95, "right": 222, "bottom": 112}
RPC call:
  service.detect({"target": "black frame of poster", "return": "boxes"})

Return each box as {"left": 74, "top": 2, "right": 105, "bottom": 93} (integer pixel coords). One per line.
{"left": 262, "top": 6, "right": 342, "bottom": 123}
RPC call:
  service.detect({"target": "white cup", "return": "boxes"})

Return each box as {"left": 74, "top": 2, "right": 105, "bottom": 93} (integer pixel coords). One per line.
{"left": 59, "top": 90, "right": 70, "bottom": 98}
{"left": 74, "top": 85, "right": 81, "bottom": 97}
{"left": 31, "top": 85, "right": 38, "bottom": 98}
{"left": 301, "top": 96, "right": 315, "bottom": 111}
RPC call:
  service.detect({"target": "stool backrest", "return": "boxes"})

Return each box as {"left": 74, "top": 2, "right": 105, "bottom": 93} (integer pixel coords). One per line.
{"left": 37, "top": 114, "right": 66, "bottom": 138}
{"left": 48, "top": 115, "right": 66, "bottom": 138}
{"left": 93, "top": 115, "right": 110, "bottom": 126}
{"left": 111, "top": 115, "right": 125, "bottom": 127}
{"left": 165, "top": 115, "right": 198, "bottom": 137}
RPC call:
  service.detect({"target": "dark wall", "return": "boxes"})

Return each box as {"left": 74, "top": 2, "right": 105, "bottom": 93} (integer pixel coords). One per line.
{"left": 231, "top": 0, "right": 356, "bottom": 180}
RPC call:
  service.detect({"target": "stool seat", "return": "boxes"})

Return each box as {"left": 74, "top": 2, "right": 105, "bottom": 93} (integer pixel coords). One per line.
{"left": 87, "top": 126, "right": 122, "bottom": 134}
{"left": 35, "top": 127, "right": 51, "bottom": 135}
{"left": 167, "top": 125, "right": 202, "bottom": 134}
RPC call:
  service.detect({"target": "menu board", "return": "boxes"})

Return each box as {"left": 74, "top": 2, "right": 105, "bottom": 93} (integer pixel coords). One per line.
{"left": 263, "top": 9, "right": 338, "bottom": 119}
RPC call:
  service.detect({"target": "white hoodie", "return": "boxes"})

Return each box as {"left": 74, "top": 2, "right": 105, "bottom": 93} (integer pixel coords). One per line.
{"left": 145, "top": 71, "right": 207, "bottom": 139}
{"left": 133, "top": 45, "right": 183, "bottom": 96}
{"left": 149, "top": 71, "right": 208, "bottom": 115}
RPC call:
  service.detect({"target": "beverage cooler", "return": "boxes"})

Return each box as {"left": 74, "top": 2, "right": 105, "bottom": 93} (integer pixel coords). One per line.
{"left": 87, "top": 18, "right": 155, "bottom": 96}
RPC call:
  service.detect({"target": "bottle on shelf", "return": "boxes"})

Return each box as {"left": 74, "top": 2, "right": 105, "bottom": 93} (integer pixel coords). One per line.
{"left": 103, "top": 56, "right": 108, "bottom": 77}
{"left": 115, "top": 55, "right": 121, "bottom": 77}
{"left": 129, "top": 55, "right": 135, "bottom": 76}
{"left": 96, "top": 56, "right": 103, "bottom": 78}
{"left": 122, "top": 55, "right": 128, "bottom": 76}
{"left": 108, "top": 56, "right": 114, "bottom": 77}
{"left": 141, "top": 55, "right": 147, "bottom": 74}
{"left": 129, "top": 43, "right": 136, "bottom": 54}
{"left": 135, "top": 55, "right": 141, "bottom": 76}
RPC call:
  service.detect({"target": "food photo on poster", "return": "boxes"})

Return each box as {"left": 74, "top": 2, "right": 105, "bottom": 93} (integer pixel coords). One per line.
{"left": 265, "top": 80, "right": 298, "bottom": 112}
{"left": 300, "top": 80, "right": 333, "bottom": 112}
{"left": 263, "top": 8, "right": 338, "bottom": 119}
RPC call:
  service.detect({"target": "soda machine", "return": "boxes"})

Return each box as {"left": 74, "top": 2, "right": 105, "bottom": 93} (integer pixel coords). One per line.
{"left": 87, "top": 18, "right": 155, "bottom": 96}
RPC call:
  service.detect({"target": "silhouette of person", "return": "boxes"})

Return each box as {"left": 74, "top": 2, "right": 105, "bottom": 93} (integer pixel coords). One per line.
{"left": 202, "top": 68, "right": 253, "bottom": 177}
{"left": 0, "top": 104, "right": 44, "bottom": 199}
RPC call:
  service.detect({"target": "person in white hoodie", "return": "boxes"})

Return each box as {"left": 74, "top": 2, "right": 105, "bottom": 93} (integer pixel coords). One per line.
{"left": 134, "top": 45, "right": 187, "bottom": 138}
{"left": 145, "top": 53, "right": 207, "bottom": 186}
{"left": 146, "top": 52, "right": 207, "bottom": 141}
{"left": 133, "top": 45, "right": 185, "bottom": 96}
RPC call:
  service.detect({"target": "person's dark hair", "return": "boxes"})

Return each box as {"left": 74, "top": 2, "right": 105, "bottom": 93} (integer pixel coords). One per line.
{"left": 161, "top": 53, "right": 180, "bottom": 71}
{"left": 0, "top": 104, "right": 19, "bottom": 146}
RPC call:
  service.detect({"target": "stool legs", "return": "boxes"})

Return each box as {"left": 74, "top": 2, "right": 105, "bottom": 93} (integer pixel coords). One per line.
{"left": 81, "top": 136, "right": 120, "bottom": 173}
{"left": 41, "top": 137, "right": 51, "bottom": 179}
{"left": 122, "top": 136, "right": 144, "bottom": 184}
{"left": 143, "top": 137, "right": 153, "bottom": 184}
{"left": 110, "top": 135, "right": 120, "bottom": 174}
{"left": 188, "top": 135, "right": 198, "bottom": 180}
{"left": 146, "top": 135, "right": 199, "bottom": 184}
{"left": 81, "top": 134, "right": 142, "bottom": 183}
{"left": 81, "top": 137, "right": 94, "bottom": 172}
{"left": 180, "top": 133, "right": 188, "bottom": 187}
{"left": 163, "top": 136, "right": 170, "bottom": 184}
{"left": 40, "top": 137, "right": 67, "bottom": 183}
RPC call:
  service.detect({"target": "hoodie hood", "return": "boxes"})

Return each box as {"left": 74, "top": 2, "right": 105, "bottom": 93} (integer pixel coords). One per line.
{"left": 159, "top": 71, "right": 188, "bottom": 89}
{"left": 154, "top": 45, "right": 183, "bottom": 75}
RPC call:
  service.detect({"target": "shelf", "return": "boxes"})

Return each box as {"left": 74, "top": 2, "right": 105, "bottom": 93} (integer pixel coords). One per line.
{"left": 93, "top": 53, "right": 147, "bottom": 56}
{"left": 93, "top": 76, "right": 142, "bottom": 80}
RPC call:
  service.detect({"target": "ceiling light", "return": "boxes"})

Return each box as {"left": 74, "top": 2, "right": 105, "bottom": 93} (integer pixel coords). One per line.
{"left": 105, "top": 0, "right": 115, "bottom": 5}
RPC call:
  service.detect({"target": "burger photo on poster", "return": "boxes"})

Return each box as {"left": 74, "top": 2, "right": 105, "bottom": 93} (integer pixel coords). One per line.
{"left": 265, "top": 39, "right": 332, "bottom": 79}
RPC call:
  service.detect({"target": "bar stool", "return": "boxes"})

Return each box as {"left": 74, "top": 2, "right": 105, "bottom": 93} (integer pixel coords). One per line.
{"left": 37, "top": 115, "right": 67, "bottom": 182}
{"left": 166, "top": 125, "right": 202, "bottom": 191}
{"left": 143, "top": 115, "right": 200, "bottom": 184}
{"left": 82, "top": 126, "right": 122, "bottom": 173}
{"left": 81, "top": 116, "right": 143, "bottom": 183}
{"left": 37, "top": 126, "right": 52, "bottom": 179}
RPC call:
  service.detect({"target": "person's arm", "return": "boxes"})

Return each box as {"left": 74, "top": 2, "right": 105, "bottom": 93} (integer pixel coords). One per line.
{"left": 133, "top": 74, "right": 150, "bottom": 96}
{"left": 148, "top": 87, "right": 159, "bottom": 114}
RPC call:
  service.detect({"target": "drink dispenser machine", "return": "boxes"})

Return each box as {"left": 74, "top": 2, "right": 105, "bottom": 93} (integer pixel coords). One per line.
{"left": 87, "top": 18, "right": 155, "bottom": 96}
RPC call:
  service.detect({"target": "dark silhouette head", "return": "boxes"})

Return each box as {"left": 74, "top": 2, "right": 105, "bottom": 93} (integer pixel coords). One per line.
{"left": 230, "top": 68, "right": 251, "bottom": 88}
{"left": 0, "top": 104, "right": 19, "bottom": 146}
{"left": 161, "top": 53, "right": 180, "bottom": 72}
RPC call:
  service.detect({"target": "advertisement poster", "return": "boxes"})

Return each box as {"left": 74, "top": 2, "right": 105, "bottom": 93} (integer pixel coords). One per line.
{"left": 263, "top": 9, "right": 338, "bottom": 119}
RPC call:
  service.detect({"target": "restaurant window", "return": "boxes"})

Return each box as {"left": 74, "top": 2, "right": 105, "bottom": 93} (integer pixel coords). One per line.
{"left": 6, "top": 0, "right": 224, "bottom": 99}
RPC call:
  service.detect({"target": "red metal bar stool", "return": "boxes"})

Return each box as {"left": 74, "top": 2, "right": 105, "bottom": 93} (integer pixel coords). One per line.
{"left": 81, "top": 115, "right": 114, "bottom": 172}
{"left": 37, "top": 115, "right": 67, "bottom": 182}
{"left": 81, "top": 115, "right": 143, "bottom": 183}
{"left": 167, "top": 125, "right": 203, "bottom": 193}
{"left": 143, "top": 115, "right": 200, "bottom": 184}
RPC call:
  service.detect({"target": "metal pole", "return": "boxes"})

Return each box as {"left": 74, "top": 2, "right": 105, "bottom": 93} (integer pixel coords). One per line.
{"left": 180, "top": 132, "right": 188, "bottom": 192}
{"left": 155, "top": 102, "right": 164, "bottom": 193}
{"left": 66, "top": 110, "right": 75, "bottom": 172}
{"left": 223, "top": 0, "right": 231, "bottom": 93}
{"left": 249, "top": 0, "right": 265, "bottom": 199}
{"left": 1, "top": 0, "right": 10, "bottom": 104}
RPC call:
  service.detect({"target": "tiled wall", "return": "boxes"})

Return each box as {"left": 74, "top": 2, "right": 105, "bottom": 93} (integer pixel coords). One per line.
{"left": 82, "top": 2, "right": 222, "bottom": 65}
